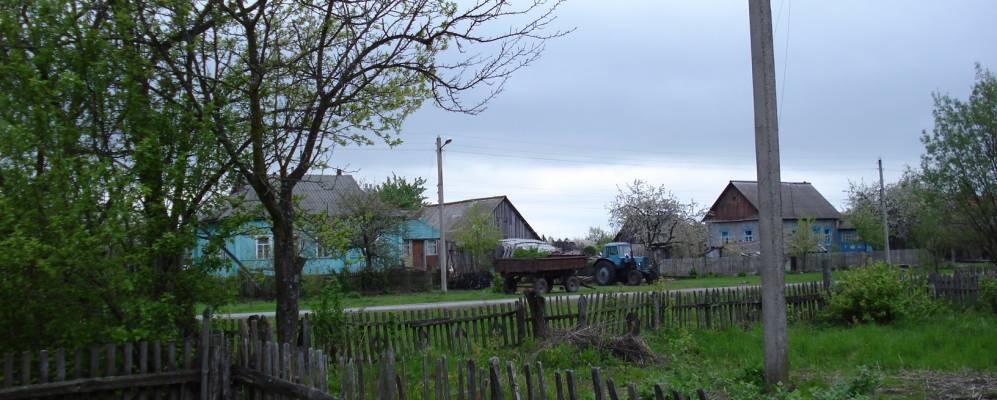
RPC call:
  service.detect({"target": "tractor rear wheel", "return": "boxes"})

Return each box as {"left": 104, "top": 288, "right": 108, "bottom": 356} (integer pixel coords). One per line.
{"left": 625, "top": 269, "right": 643, "bottom": 286}
{"left": 594, "top": 261, "right": 615, "bottom": 285}
{"left": 564, "top": 276, "right": 581, "bottom": 293}
{"left": 533, "top": 277, "right": 550, "bottom": 293}
{"left": 645, "top": 268, "right": 660, "bottom": 284}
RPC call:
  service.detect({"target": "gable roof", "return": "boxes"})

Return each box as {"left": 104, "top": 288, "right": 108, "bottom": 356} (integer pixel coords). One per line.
{"left": 705, "top": 180, "right": 841, "bottom": 221}
{"left": 420, "top": 195, "right": 540, "bottom": 239}
{"left": 213, "top": 174, "right": 362, "bottom": 219}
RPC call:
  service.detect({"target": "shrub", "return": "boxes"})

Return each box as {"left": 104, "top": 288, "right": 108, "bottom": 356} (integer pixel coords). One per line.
{"left": 980, "top": 276, "right": 997, "bottom": 313}
{"left": 582, "top": 245, "right": 598, "bottom": 256}
{"left": 688, "top": 268, "right": 698, "bottom": 278}
{"left": 491, "top": 272, "right": 506, "bottom": 293}
{"left": 737, "top": 272, "right": 747, "bottom": 277}
{"left": 309, "top": 276, "right": 346, "bottom": 354}
{"left": 822, "top": 262, "right": 938, "bottom": 325}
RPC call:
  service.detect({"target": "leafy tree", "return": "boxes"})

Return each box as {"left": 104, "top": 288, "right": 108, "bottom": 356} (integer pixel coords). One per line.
{"left": 339, "top": 177, "right": 427, "bottom": 270}
{"left": 453, "top": 204, "right": 503, "bottom": 270}
{"left": 585, "top": 226, "right": 614, "bottom": 250}
{"left": 845, "top": 169, "right": 924, "bottom": 249}
{"left": 786, "top": 217, "right": 821, "bottom": 272}
{"left": 0, "top": 0, "right": 235, "bottom": 351}
{"left": 122, "top": 0, "right": 564, "bottom": 342}
{"left": 921, "top": 65, "right": 997, "bottom": 261}
{"left": 608, "top": 180, "right": 705, "bottom": 262}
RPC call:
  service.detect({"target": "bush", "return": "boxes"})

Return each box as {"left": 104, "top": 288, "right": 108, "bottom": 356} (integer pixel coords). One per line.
{"left": 822, "top": 262, "right": 938, "bottom": 325}
{"left": 491, "top": 272, "right": 506, "bottom": 293}
{"left": 309, "top": 276, "right": 346, "bottom": 354}
{"left": 688, "top": 268, "right": 698, "bottom": 278}
{"left": 980, "top": 277, "right": 997, "bottom": 313}
{"left": 582, "top": 245, "right": 598, "bottom": 256}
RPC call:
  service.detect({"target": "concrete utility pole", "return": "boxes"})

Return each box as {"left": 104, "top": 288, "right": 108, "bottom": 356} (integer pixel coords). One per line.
{"left": 436, "top": 136, "right": 452, "bottom": 293}
{"left": 878, "top": 158, "right": 891, "bottom": 263}
{"left": 748, "top": 0, "right": 788, "bottom": 385}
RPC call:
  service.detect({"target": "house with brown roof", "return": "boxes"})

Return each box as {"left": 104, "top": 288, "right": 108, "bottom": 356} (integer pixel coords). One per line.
{"left": 702, "top": 180, "right": 846, "bottom": 257}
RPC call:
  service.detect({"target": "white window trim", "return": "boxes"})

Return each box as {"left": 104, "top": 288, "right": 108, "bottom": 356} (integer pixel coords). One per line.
{"left": 256, "top": 236, "right": 272, "bottom": 259}
{"left": 425, "top": 239, "right": 438, "bottom": 256}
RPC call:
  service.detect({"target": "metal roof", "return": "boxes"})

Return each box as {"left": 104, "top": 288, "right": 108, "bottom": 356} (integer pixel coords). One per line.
{"left": 419, "top": 195, "right": 540, "bottom": 239}
{"left": 214, "top": 174, "right": 362, "bottom": 219}
{"left": 712, "top": 180, "right": 841, "bottom": 221}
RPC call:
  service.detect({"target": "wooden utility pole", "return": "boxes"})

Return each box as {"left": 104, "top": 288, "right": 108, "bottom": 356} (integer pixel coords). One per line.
{"left": 436, "top": 136, "right": 451, "bottom": 293}
{"left": 748, "top": 0, "right": 788, "bottom": 385}
{"left": 878, "top": 158, "right": 891, "bottom": 263}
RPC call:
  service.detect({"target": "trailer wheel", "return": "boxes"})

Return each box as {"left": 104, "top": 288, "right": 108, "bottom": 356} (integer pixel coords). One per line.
{"left": 625, "top": 269, "right": 643, "bottom": 286}
{"left": 594, "top": 260, "right": 615, "bottom": 285}
{"left": 502, "top": 276, "right": 518, "bottom": 294}
{"left": 532, "top": 277, "right": 550, "bottom": 293}
{"left": 564, "top": 276, "right": 581, "bottom": 293}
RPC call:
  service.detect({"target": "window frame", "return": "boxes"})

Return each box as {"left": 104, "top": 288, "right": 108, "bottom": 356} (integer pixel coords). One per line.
{"left": 255, "top": 236, "right": 272, "bottom": 259}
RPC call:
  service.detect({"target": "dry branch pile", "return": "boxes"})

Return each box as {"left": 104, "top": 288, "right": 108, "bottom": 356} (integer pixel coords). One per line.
{"left": 534, "top": 325, "right": 664, "bottom": 365}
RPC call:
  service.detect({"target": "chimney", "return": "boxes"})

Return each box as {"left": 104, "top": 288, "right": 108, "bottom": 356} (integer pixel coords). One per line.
{"left": 336, "top": 168, "right": 342, "bottom": 176}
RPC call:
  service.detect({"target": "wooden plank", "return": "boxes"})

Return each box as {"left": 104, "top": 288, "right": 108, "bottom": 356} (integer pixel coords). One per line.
{"left": 38, "top": 350, "right": 49, "bottom": 384}
{"left": 230, "top": 366, "right": 334, "bottom": 400}
{"left": 3, "top": 353, "right": 12, "bottom": 388}
{"left": 54, "top": 349, "right": 65, "bottom": 382}
{"left": 590, "top": 367, "right": 603, "bottom": 400}
{"left": 506, "top": 361, "right": 521, "bottom": 400}
{"left": 626, "top": 383, "right": 639, "bottom": 400}
{"left": 0, "top": 371, "right": 200, "bottom": 399}
{"left": 564, "top": 370, "right": 576, "bottom": 400}
{"left": 21, "top": 351, "right": 31, "bottom": 385}
{"left": 535, "top": 362, "right": 547, "bottom": 400}
{"left": 553, "top": 372, "right": 563, "bottom": 400}
{"left": 487, "top": 358, "right": 503, "bottom": 400}
{"left": 522, "top": 363, "right": 534, "bottom": 400}
{"left": 605, "top": 378, "right": 619, "bottom": 400}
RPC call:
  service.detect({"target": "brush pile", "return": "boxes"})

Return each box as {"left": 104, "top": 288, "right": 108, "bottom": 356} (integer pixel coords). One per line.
{"left": 535, "top": 324, "right": 663, "bottom": 365}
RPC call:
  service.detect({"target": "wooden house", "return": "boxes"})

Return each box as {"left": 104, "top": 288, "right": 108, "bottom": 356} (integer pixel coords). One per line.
{"left": 703, "top": 180, "right": 851, "bottom": 256}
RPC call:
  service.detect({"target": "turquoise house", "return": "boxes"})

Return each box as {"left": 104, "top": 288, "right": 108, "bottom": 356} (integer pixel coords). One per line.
{"left": 194, "top": 174, "right": 440, "bottom": 276}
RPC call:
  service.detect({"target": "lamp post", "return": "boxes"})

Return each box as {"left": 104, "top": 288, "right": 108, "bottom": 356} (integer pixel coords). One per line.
{"left": 436, "top": 136, "right": 453, "bottom": 293}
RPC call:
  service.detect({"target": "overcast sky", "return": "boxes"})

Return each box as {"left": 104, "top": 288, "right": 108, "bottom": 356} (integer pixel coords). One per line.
{"left": 325, "top": 0, "right": 997, "bottom": 238}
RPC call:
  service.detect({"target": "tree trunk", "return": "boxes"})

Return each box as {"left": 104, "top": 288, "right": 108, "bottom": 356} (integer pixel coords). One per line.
{"left": 272, "top": 194, "right": 302, "bottom": 345}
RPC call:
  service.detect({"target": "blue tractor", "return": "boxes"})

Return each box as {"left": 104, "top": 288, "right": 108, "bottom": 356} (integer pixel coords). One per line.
{"left": 593, "top": 242, "right": 659, "bottom": 285}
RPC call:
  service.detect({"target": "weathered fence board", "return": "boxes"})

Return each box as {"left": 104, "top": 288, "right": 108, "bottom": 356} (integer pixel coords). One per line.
{"left": 656, "top": 249, "right": 925, "bottom": 277}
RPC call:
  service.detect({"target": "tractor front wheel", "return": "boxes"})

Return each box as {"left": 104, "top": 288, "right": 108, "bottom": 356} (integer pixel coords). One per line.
{"left": 645, "top": 268, "right": 660, "bottom": 284}
{"left": 595, "top": 261, "right": 615, "bottom": 285}
{"left": 625, "top": 269, "right": 643, "bottom": 286}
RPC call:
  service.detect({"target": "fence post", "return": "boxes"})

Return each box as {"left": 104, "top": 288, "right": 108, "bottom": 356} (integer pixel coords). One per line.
{"left": 200, "top": 308, "right": 211, "bottom": 400}
{"left": 525, "top": 291, "right": 548, "bottom": 339}
{"left": 577, "top": 296, "right": 588, "bottom": 328}
{"left": 515, "top": 301, "right": 527, "bottom": 345}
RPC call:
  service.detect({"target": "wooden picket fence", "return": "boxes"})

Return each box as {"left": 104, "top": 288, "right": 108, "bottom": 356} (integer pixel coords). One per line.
{"left": 332, "top": 353, "right": 713, "bottom": 400}
{"left": 213, "top": 282, "right": 829, "bottom": 363}
{"left": 0, "top": 311, "right": 335, "bottom": 400}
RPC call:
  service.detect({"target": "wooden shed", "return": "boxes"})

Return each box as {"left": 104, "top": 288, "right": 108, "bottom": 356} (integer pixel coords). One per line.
{"left": 420, "top": 196, "right": 541, "bottom": 272}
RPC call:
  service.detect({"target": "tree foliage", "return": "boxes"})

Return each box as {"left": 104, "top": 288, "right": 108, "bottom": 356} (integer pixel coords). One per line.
{"left": 0, "top": 0, "right": 232, "bottom": 351}
{"left": 585, "top": 226, "right": 614, "bottom": 250}
{"left": 786, "top": 217, "right": 821, "bottom": 271}
{"left": 921, "top": 65, "right": 997, "bottom": 260}
{"left": 339, "top": 177, "right": 428, "bottom": 270}
{"left": 608, "top": 180, "right": 705, "bottom": 259}
{"left": 453, "top": 203, "right": 502, "bottom": 269}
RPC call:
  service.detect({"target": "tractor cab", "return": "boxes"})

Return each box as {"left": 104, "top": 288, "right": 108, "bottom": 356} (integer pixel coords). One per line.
{"left": 602, "top": 242, "right": 635, "bottom": 265}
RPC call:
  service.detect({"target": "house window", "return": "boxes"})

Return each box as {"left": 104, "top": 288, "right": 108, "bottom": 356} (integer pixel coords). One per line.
{"left": 255, "top": 236, "right": 272, "bottom": 259}
{"left": 317, "top": 244, "right": 332, "bottom": 258}
{"left": 742, "top": 230, "right": 753, "bottom": 242}
{"left": 426, "top": 240, "right": 438, "bottom": 256}
{"left": 823, "top": 228, "right": 832, "bottom": 244}
{"left": 720, "top": 231, "right": 730, "bottom": 244}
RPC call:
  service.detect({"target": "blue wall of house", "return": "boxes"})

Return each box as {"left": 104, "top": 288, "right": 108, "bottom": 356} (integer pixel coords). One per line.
{"left": 707, "top": 219, "right": 840, "bottom": 250}
{"left": 195, "top": 219, "right": 439, "bottom": 276}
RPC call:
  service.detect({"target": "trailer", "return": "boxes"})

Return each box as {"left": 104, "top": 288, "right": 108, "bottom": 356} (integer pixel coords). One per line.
{"left": 494, "top": 255, "right": 587, "bottom": 294}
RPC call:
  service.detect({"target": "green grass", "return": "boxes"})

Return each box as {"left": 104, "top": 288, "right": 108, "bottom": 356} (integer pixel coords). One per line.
{"left": 205, "top": 271, "right": 838, "bottom": 314}
{"left": 337, "top": 312, "right": 996, "bottom": 400}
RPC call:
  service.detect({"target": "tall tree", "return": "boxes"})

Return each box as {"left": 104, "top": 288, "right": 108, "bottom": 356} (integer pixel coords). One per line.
{"left": 129, "top": 0, "right": 565, "bottom": 342}
{"left": 338, "top": 176, "right": 428, "bottom": 270}
{"left": 786, "top": 217, "right": 820, "bottom": 272}
{"left": 921, "top": 65, "right": 997, "bottom": 260}
{"left": 608, "top": 180, "right": 705, "bottom": 261}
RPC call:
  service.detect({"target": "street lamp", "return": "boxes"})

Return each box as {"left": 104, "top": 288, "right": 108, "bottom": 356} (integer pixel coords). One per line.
{"left": 436, "top": 136, "right": 452, "bottom": 293}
